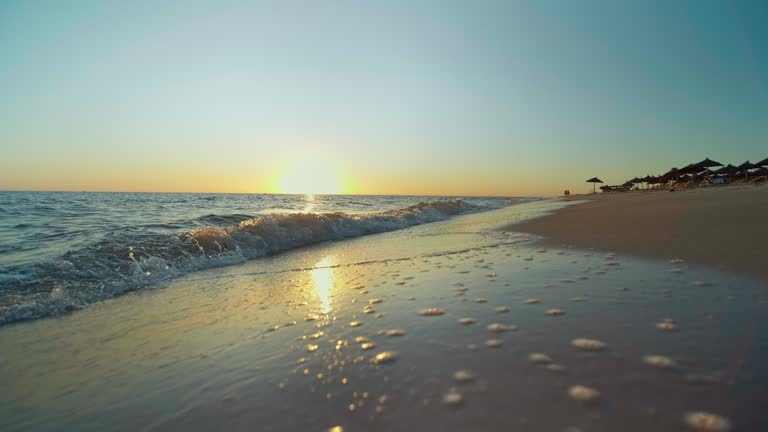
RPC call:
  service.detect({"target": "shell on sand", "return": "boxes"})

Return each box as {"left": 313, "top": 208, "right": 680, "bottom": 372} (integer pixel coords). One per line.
{"left": 487, "top": 323, "right": 517, "bottom": 333}
{"left": 643, "top": 355, "right": 676, "bottom": 368}
{"left": 545, "top": 364, "right": 566, "bottom": 373}
{"left": 571, "top": 338, "right": 607, "bottom": 351}
{"left": 656, "top": 321, "right": 678, "bottom": 332}
{"left": 453, "top": 370, "right": 478, "bottom": 382}
{"left": 370, "top": 351, "right": 398, "bottom": 365}
{"left": 568, "top": 385, "right": 600, "bottom": 402}
{"left": 419, "top": 308, "right": 446, "bottom": 316}
{"left": 524, "top": 298, "right": 541, "bottom": 304}
{"left": 683, "top": 412, "right": 731, "bottom": 431}
{"left": 546, "top": 308, "right": 566, "bottom": 316}
{"left": 442, "top": 389, "right": 464, "bottom": 406}
{"left": 486, "top": 339, "right": 504, "bottom": 348}
{"left": 529, "top": 353, "right": 553, "bottom": 364}
{"left": 457, "top": 317, "right": 476, "bottom": 325}
{"left": 386, "top": 329, "right": 406, "bottom": 337}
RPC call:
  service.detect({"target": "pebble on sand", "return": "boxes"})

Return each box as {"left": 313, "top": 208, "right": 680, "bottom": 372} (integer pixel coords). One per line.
{"left": 370, "top": 351, "right": 399, "bottom": 365}
{"left": 656, "top": 321, "right": 678, "bottom": 332}
{"left": 457, "top": 317, "right": 476, "bottom": 325}
{"left": 419, "top": 308, "right": 446, "bottom": 316}
{"left": 683, "top": 412, "right": 731, "bottom": 431}
{"left": 568, "top": 385, "right": 600, "bottom": 402}
{"left": 487, "top": 323, "right": 518, "bottom": 333}
{"left": 643, "top": 355, "right": 676, "bottom": 368}
{"left": 486, "top": 339, "right": 504, "bottom": 348}
{"left": 571, "top": 338, "right": 607, "bottom": 351}
{"left": 442, "top": 389, "right": 464, "bottom": 406}
{"left": 453, "top": 370, "right": 478, "bottom": 382}
{"left": 528, "top": 353, "right": 553, "bottom": 364}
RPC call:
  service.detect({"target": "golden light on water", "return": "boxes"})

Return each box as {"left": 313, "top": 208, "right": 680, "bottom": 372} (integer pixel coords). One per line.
{"left": 311, "top": 256, "right": 336, "bottom": 315}
{"left": 303, "top": 194, "right": 316, "bottom": 213}
{"left": 277, "top": 157, "right": 344, "bottom": 195}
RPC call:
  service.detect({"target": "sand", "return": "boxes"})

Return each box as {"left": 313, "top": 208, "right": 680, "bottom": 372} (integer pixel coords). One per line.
{"left": 2, "top": 200, "right": 767, "bottom": 431}
{"left": 509, "top": 184, "right": 768, "bottom": 282}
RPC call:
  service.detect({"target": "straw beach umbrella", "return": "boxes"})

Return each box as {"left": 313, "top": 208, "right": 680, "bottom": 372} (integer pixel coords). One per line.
{"left": 738, "top": 161, "right": 758, "bottom": 180}
{"left": 756, "top": 157, "right": 768, "bottom": 167}
{"left": 694, "top": 158, "right": 723, "bottom": 169}
{"left": 586, "top": 177, "right": 603, "bottom": 193}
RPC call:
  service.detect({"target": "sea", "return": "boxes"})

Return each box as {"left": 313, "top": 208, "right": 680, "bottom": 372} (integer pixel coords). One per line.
{"left": 0, "top": 192, "right": 526, "bottom": 325}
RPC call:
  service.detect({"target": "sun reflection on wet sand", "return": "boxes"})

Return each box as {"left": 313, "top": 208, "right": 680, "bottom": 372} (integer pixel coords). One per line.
{"left": 311, "top": 256, "right": 336, "bottom": 315}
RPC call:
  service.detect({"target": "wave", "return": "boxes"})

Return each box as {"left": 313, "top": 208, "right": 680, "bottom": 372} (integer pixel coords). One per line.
{"left": 0, "top": 199, "right": 495, "bottom": 325}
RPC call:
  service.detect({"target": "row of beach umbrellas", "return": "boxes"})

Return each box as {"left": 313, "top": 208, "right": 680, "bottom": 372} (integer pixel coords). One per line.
{"left": 586, "top": 157, "right": 768, "bottom": 192}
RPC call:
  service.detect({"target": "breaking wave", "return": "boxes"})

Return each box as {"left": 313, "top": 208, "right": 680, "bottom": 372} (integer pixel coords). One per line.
{"left": 0, "top": 199, "right": 492, "bottom": 325}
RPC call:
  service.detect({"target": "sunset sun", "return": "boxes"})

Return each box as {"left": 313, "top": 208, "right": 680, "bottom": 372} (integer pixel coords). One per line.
{"left": 276, "top": 158, "right": 344, "bottom": 195}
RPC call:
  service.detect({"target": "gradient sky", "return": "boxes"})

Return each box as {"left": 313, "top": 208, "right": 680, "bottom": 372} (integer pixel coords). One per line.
{"left": 1, "top": 0, "right": 766, "bottom": 196}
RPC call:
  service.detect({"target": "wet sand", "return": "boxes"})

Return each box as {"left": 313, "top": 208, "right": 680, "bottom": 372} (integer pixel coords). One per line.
{"left": 510, "top": 185, "right": 768, "bottom": 282}
{"left": 2, "top": 200, "right": 767, "bottom": 431}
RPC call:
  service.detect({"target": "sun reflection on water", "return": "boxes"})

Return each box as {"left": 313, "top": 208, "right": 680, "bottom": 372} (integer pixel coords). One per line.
{"left": 311, "top": 256, "right": 336, "bottom": 315}
{"left": 303, "top": 194, "right": 316, "bottom": 213}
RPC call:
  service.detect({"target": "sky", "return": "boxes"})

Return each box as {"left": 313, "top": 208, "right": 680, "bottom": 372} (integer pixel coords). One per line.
{"left": 1, "top": 0, "right": 766, "bottom": 196}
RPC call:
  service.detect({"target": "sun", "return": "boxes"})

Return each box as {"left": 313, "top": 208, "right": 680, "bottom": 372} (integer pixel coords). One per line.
{"left": 276, "top": 157, "right": 344, "bottom": 194}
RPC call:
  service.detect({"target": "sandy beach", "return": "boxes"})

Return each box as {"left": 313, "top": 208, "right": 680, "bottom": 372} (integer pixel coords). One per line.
{"left": 3, "top": 199, "right": 768, "bottom": 432}
{"left": 511, "top": 184, "right": 768, "bottom": 282}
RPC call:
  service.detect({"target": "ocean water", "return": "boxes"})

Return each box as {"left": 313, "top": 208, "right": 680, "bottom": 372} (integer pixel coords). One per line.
{"left": 0, "top": 192, "right": 525, "bottom": 325}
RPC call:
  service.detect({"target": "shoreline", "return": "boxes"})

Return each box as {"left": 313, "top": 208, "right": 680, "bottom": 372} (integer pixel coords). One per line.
{"left": 506, "top": 184, "right": 768, "bottom": 283}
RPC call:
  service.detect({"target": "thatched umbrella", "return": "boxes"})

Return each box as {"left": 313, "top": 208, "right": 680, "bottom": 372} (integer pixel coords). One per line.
{"left": 694, "top": 158, "right": 723, "bottom": 169}
{"left": 756, "top": 157, "right": 768, "bottom": 167}
{"left": 738, "top": 161, "right": 758, "bottom": 180}
{"left": 586, "top": 177, "right": 603, "bottom": 193}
